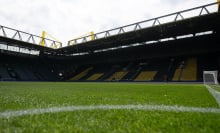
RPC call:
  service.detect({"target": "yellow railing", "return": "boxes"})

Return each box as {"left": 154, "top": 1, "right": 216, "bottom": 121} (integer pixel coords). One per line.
{"left": 218, "top": 0, "right": 220, "bottom": 11}
{"left": 40, "top": 31, "right": 62, "bottom": 48}
{"left": 69, "top": 31, "right": 95, "bottom": 46}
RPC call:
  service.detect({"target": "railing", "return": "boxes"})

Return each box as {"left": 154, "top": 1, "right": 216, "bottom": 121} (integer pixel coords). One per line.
{"left": 0, "top": 25, "right": 62, "bottom": 49}
{"left": 68, "top": 2, "right": 219, "bottom": 46}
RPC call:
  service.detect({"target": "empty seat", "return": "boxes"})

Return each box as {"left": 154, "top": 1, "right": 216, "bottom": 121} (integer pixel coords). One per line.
{"left": 135, "top": 71, "right": 157, "bottom": 81}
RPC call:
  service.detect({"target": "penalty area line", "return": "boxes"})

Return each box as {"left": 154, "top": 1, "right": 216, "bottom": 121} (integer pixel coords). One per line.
{"left": 1, "top": 104, "right": 220, "bottom": 118}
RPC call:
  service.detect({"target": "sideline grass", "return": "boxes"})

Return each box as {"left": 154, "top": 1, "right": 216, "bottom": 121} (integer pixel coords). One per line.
{"left": 0, "top": 82, "right": 219, "bottom": 132}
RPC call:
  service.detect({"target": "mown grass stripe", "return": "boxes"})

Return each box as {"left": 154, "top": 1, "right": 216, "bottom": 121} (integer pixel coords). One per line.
{"left": 1, "top": 104, "right": 220, "bottom": 118}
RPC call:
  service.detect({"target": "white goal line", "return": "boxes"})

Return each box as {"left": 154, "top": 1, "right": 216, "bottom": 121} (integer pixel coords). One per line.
{"left": 1, "top": 104, "right": 220, "bottom": 118}
{"left": 205, "top": 85, "right": 220, "bottom": 107}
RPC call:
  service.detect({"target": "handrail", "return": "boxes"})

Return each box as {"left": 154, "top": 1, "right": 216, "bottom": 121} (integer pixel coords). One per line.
{"left": 68, "top": 2, "right": 219, "bottom": 46}
{"left": 0, "top": 25, "right": 62, "bottom": 49}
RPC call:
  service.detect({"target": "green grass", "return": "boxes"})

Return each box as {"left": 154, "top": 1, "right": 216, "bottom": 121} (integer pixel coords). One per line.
{"left": 0, "top": 82, "right": 220, "bottom": 132}
{"left": 2, "top": 111, "right": 220, "bottom": 133}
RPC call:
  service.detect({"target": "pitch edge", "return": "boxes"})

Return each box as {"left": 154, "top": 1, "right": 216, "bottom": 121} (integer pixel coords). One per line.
{"left": 1, "top": 104, "right": 220, "bottom": 118}
{"left": 205, "top": 85, "right": 220, "bottom": 107}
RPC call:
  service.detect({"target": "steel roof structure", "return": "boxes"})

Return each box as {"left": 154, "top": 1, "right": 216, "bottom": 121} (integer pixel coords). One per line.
{"left": 0, "top": 2, "right": 219, "bottom": 58}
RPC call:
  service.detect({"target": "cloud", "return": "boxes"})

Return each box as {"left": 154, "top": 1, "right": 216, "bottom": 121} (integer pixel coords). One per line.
{"left": 0, "top": 0, "right": 216, "bottom": 46}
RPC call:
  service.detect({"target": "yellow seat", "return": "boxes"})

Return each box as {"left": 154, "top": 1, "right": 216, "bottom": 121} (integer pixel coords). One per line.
{"left": 87, "top": 73, "right": 103, "bottom": 80}
{"left": 70, "top": 67, "right": 93, "bottom": 80}
{"left": 181, "top": 58, "right": 197, "bottom": 81}
{"left": 135, "top": 71, "right": 157, "bottom": 81}
{"left": 107, "top": 71, "right": 128, "bottom": 81}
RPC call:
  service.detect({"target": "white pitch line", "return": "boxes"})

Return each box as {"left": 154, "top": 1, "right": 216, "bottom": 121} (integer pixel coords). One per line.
{"left": 205, "top": 85, "right": 220, "bottom": 107}
{"left": 0, "top": 104, "right": 220, "bottom": 118}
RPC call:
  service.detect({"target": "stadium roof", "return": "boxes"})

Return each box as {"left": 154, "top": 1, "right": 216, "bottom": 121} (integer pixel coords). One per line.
{"left": 0, "top": 2, "right": 219, "bottom": 57}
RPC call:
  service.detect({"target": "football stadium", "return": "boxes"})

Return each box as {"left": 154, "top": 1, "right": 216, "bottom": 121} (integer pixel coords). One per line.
{"left": 0, "top": 1, "right": 220, "bottom": 132}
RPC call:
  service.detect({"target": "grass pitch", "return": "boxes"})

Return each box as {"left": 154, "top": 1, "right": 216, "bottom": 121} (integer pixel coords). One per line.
{"left": 0, "top": 82, "right": 220, "bottom": 132}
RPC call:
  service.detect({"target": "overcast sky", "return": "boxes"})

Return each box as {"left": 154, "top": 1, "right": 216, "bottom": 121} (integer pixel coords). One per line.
{"left": 0, "top": 0, "right": 216, "bottom": 45}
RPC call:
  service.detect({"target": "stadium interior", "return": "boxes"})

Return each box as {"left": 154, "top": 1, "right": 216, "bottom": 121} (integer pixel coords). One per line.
{"left": 0, "top": 2, "right": 220, "bottom": 82}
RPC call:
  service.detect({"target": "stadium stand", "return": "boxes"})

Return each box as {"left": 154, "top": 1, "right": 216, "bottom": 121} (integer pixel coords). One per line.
{"left": 0, "top": 53, "right": 60, "bottom": 81}
{"left": 0, "top": 64, "right": 13, "bottom": 81}
{"left": 0, "top": 52, "right": 219, "bottom": 82}
{"left": 0, "top": 2, "right": 220, "bottom": 82}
